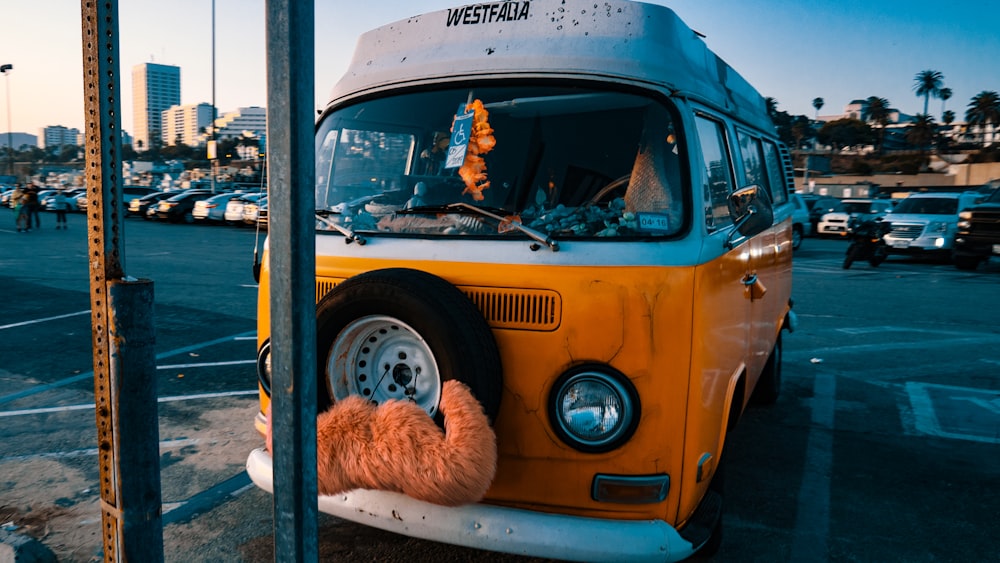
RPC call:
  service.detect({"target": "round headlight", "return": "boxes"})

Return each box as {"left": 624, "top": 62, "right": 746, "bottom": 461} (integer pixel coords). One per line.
{"left": 256, "top": 339, "right": 272, "bottom": 395}
{"left": 549, "top": 366, "right": 639, "bottom": 453}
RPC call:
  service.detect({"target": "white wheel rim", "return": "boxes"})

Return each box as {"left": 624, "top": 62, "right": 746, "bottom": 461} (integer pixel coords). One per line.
{"left": 327, "top": 315, "right": 441, "bottom": 416}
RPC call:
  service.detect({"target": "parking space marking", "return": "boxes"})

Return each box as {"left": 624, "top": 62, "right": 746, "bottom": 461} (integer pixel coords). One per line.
{"left": 790, "top": 372, "right": 836, "bottom": 562}
{"left": 0, "top": 390, "right": 258, "bottom": 418}
{"left": 0, "top": 330, "right": 256, "bottom": 405}
{"left": 905, "top": 382, "right": 1000, "bottom": 444}
{"left": 158, "top": 359, "right": 256, "bottom": 370}
{"left": 0, "top": 309, "right": 90, "bottom": 331}
{"left": 787, "top": 334, "right": 1000, "bottom": 359}
{"left": 0, "top": 438, "right": 200, "bottom": 463}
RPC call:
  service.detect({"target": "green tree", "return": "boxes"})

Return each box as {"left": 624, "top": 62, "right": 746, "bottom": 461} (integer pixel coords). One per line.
{"left": 862, "top": 97, "right": 891, "bottom": 154}
{"left": 790, "top": 116, "right": 813, "bottom": 150}
{"left": 965, "top": 90, "right": 1000, "bottom": 145}
{"left": 938, "top": 87, "right": 952, "bottom": 118}
{"left": 817, "top": 118, "right": 873, "bottom": 152}
{"left": 812, "top": 97, "right": 824, "bottom": 119}
{"left": 905, "top": 114, "right": 937, "bottom": 154}
{"left": 942, "top": 110, "right": 955, "bottom": 126}
{"left": 913, "top": 70, "right": 944, "bottom": 117}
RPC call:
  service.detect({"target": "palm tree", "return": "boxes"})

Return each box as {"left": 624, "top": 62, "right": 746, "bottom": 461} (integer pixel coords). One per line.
{"left": 812, "top": 97, "right": 824, "bottom": 119}
{"left": 765, "top": 97, "right": 779, "bottom": 118}
{"left": 939, "top": 87, "right": 952, "bottom": 118}
{"left": 913, "top": 70, "right": 944, "bottom": 117}
{"left": 862, "top": 97, "right": 891, "bottom": 154}
{"left": 905, "top": 114, "right": 937, "bottom": 154}
{"left": 965, "top": 90, "right": 1000, "bottom": 145}
{"left": 942, "top": 110, "right": 955, "bottom": 126}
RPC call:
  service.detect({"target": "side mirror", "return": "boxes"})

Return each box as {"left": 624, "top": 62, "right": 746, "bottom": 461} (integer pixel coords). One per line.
{"left": 726, "top": 184, "right": 774, "bottom": 249}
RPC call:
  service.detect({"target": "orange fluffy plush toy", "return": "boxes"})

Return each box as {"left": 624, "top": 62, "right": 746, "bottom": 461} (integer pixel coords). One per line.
{"left": 267, "top": 380, "right": 497, "bottom": 507}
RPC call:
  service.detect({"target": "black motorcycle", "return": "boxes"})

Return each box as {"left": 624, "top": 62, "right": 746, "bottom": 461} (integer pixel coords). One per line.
{"left": 843, "top": 216, "right": 890, "bottom": 269}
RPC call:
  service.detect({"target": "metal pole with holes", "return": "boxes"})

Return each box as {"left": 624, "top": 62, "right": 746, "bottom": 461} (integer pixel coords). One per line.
{"left": 265, "top": 0, "right": 319, "bottom": 560}
{"left": 81, "top": 1, "right": 163, "bottom": 561}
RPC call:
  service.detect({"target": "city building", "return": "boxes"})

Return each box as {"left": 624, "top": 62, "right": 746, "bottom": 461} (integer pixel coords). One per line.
{"left": 162, "top": 102, "right": 214, "bottom": 147}
{"left": 132, "top": 62, "right": 180, "bottom": 151}
{"left": 39, "top": 125, "right": 80, "bottom": 149}
{"left": 205, "top": 106, "right": 267, "bottom": 141}
{"left": 817, "top": 99, "right": 916, "bottom": 125}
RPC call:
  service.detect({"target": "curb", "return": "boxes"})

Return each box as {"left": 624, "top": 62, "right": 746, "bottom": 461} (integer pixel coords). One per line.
{"left": 0, "top": 529, "right": 57, "bottom": 563}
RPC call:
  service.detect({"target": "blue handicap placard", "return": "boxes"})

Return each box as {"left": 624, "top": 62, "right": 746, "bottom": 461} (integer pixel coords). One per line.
{"left": 446, "top": 109, "right": 474, "bottom": 169}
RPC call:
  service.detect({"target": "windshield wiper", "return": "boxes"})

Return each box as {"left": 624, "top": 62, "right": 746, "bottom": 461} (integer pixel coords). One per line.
{"left": 315, "top": 211, "right": 366, "bottom": 245}
{"left": 445, "top": 202, "right": 559, "bottom": 251}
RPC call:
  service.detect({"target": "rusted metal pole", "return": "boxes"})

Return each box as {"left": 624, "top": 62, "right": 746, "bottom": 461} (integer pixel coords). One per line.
{"left": 265, "top": 0, "right": 319, "bottom": 561}
{"left": 81, "top": 2, "right": 164, "bottom": 561}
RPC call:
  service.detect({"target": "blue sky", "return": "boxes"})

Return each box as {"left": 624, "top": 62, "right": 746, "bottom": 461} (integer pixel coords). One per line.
{"left": 2, "top": 0, "right": 997, "bottom": 137}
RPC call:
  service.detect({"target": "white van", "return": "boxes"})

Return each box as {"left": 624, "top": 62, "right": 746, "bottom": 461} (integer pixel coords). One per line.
{"left": 247, "top": 1, "right": 796, "bottom": 561}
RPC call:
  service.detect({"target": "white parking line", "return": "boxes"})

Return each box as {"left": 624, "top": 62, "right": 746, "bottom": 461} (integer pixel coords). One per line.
{"left": 0, "top": 330, "right": 256, "bottom": 405}
{"left": 0, "top": 309, "right": 90, "bottom": 330}
{"left": 0, "top": 390, "right": 259, "bottom": 418}
{"left": 0, "top": 438, "right": 200, "bottom": 463}
{"left": 158, "top": 359, "right": 257, "bottom": 370}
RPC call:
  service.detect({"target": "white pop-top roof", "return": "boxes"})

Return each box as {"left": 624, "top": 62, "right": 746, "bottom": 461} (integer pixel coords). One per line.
{"left": 329, "top": 0, "right": 774, "bottom": 133}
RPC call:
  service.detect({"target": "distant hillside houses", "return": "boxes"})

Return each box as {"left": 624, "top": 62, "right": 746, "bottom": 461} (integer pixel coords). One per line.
{"left": 815, "top": 99, "right": 998, "bottom": 150}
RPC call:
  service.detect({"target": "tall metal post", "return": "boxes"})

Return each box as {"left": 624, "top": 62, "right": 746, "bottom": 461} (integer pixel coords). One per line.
{"left": 265, "top": 0, "right": 318, "bottom": 561}
{"left": 211, "top": 0, "right": 217, "bottom": 193}
{"left": 81, "top": 2, "right": 164, "bottom": 561}
{"left": 1, "top": 64, "right": 13, "bottom": 176}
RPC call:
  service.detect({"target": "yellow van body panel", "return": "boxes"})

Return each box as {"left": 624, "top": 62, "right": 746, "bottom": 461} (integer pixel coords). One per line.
{"left": 255, "top": 224, "right": 791, "bottom": 525}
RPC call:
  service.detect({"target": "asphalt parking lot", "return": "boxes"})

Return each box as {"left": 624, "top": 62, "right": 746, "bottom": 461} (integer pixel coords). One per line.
{"left": 1, "top": 215, "right": 998, "bottom": 562}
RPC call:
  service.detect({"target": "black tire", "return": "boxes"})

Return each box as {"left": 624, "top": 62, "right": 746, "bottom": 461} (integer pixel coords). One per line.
{"left": 315, "top": 268, "right": 502, "bottom": 424}
{"left": 954, "top": 256, "right": 981, "bottom": 271}
{"left": 869, "top": 253, "right": 886, "bottom": 267}
{"left": 792, "top": 224, "right": 803, "bottom": 250}
{"left": 751, "top": 333, "right": 781, "bottom": 405}
{"left": 842, "top": 245, "right": 857, "bottom": 269}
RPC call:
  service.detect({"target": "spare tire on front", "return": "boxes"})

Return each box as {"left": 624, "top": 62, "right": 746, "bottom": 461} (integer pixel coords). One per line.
{"left": 316, "top": 268, "right": 503, "bottom": 425}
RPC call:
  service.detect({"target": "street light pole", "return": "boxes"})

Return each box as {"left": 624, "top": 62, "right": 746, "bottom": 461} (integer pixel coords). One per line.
{"left": 1, "top": 64, "right": 13, "bottom": 177}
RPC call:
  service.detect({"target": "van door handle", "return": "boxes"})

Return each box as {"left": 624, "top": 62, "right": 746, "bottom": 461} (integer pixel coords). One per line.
{"left": 742, "top": 273, "right": 767, "bottom": 301}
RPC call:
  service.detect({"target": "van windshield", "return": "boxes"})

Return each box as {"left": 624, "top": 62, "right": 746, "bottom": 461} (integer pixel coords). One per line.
{"left": 314, "top": 86, "right": 686, "bottom": 239}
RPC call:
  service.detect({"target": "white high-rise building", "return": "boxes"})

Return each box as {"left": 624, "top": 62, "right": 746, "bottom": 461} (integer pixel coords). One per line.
{"left": 209, "top": 106, "right": 267, "bottom": 140}
{"left": 38, "top": 125, "right": 81, "bottom": 149}
{"left": 162, "top": 103, "right": 214, "bottom": 147}
{"left": 132, "top": 62, "right": 180, "bottom": 151}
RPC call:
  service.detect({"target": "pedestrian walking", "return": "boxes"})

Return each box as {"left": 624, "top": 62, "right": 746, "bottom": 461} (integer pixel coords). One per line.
{"left": 10, "top": 183, "right": 28, "bottom": 232}
{"left": 52, "top": 190, "right": 69, "bottom": 229}
{"left": 25, "top": 184, "right": 41, "bottom": 230}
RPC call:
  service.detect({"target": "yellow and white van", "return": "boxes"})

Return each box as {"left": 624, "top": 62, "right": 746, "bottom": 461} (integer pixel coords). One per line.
{"left": 247, "top": 1, "right": 796, "bottom": 560}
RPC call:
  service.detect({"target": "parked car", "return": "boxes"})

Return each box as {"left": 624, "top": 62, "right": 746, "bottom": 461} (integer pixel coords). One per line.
{"left": 128, "top": 191, "right": 172, "bottom": 218}
{"left": 241, "top": 196, "right": 268, "bottom": 227}
{"left": 816, "top": 198, "right": 894, "bottom": 236}
{"left": 790, "top": 193, "right": 811, "bottom": 250}
{"left": 805, "top": 195, "right": 841, "bottom": 236}
{"left": 41, "top": 188, "right": 86, "bottom": 211}
{"left": 154, "top": 190, "right": 213, "bottom": 223}
{"left": 223, "top": 193, "right": 266, "bottom": 224}
{"left": 78, "top": 185, "right": 158, "bottom": 212}
{"left": 953, "top": 188, "right": 1000, "bottom": 270}
{"left": 193, "top": 192, "right": 241, "bottom": 223}
{"left": 882, "top": 192, "right": 983, "bottom": 259}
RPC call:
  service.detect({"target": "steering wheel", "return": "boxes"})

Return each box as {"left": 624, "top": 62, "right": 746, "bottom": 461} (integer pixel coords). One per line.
{"left": 587, "top": 174, "right": 630, "bottom": 206}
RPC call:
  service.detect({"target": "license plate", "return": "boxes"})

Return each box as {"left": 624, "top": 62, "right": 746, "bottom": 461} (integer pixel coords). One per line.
{"left": 891, "top": 240, "right": 910, "bottom": 249}
{"left": 992, "top": 244, "right": 1000, "bottom": 255}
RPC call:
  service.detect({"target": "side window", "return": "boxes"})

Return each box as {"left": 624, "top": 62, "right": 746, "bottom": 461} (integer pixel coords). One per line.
{"left": 762, "top": 140, "right": 789, "bottom": 205}
{"left": 694, "top": 115, "right": 735, "bottom": 230}
{"left": 737, "top": 131, "right": 767, "bottom": 191}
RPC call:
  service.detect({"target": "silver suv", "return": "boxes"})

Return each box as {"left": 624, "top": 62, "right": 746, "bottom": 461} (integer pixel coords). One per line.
{"left": 882, "top": 192, "right": 982, "bottom": 258}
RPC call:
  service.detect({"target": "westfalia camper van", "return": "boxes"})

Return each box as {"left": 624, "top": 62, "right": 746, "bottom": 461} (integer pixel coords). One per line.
{"left": 247, "top": 1, "right": 796, "bottom": 560}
